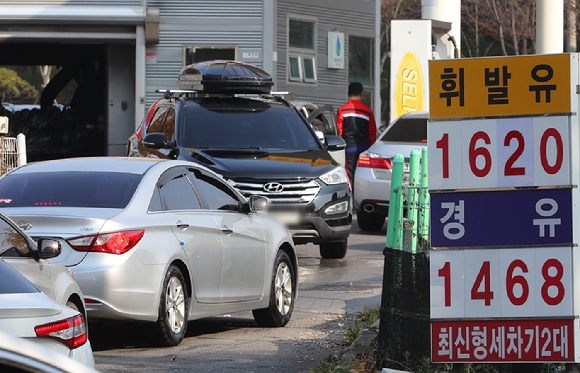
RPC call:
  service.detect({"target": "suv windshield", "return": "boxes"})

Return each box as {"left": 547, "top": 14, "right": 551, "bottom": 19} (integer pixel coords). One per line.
{"left": 0, "top": 172, "right": 141, "bottom": 208}
{"left": 380, "top": 117, "right": 427, "bottom": 143}
{"left": 179, "top": 98, "right": 321, "bottom": 150}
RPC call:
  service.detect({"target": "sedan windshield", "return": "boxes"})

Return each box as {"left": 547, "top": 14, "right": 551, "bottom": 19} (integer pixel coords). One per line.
{"left": 380, "top": 117, "right": 427, "bottom": 143}
{"left": 0, "top": 172, "right": 142, "bottom": 208}
{"left": 179, "top": 99, "right": 322, "bottom": 150}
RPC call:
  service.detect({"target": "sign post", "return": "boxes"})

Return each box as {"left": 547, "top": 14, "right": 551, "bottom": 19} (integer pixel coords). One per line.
{"left": 428, "top": 53, "right": 580, "bottom": 364}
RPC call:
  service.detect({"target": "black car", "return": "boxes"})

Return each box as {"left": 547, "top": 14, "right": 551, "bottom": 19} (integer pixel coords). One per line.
{"left": 127, "top": 60, "right": 351, "bottom": 258}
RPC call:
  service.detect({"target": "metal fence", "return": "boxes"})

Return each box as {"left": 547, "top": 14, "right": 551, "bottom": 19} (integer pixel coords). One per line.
{"left": 0, "top": 134, "right": 26, "bottom": 176}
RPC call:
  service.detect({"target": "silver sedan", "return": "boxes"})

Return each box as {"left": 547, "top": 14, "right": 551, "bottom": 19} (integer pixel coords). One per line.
{"left": 353, "top": 111, "right": 428, "bottom": 232}
{"left": 0, "top": 157, "right": 298, "bottom": 346}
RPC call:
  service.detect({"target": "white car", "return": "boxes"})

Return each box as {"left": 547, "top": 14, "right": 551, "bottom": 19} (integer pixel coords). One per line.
{"left": 353, "top": 111, "right": 428, "bottom": 232}
{"left": 0, "top": 329, "right": 98, "bottom": 373}
{"left": 0, "top": 157, "right": 298, "bottom": 347}
{"left": 0, "top": 258, "right": 95, "bottom": 368}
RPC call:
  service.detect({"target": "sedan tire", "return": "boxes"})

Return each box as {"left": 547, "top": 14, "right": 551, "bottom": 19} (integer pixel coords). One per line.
{"left": 319, "top": 240, "right": 348, "bottom": 259}
{"left": 252, "top": 250, "right": 295, "bottom": 327}
{"left": 356, "top": 210, "right": 386, "bottom": 232}
{"left": 155, "top": 265, "right": 189, "bottom": 347}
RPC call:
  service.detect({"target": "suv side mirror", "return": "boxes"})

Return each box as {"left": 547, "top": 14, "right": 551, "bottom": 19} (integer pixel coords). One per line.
{"left": 143, "top": 133, "right": 173, "bottom": 149}
{"left": 324, "top": 135, "right": 346, "bottom": 151}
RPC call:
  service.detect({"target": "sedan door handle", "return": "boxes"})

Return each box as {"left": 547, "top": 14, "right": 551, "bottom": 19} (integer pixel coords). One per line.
{"left": 221, "top": 225, "right": 233, "bottom": 235}
{"left": 176, "top": 220, "right": 189, "bottom": 229}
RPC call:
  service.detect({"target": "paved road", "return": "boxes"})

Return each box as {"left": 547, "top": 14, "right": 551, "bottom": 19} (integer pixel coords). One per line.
{"left": 92, "top": 216, "right": 387, "bottom": 373}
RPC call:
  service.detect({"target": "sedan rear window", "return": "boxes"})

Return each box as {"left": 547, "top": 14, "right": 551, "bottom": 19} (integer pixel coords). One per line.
{"left": 380, "top": 117, "right": 427, "bottom": 143}
{"left": 0, "top": 260, "right": 39, "bottom": 294}
{"left": 0, "top": 172, "right": 142, "bottom": 208}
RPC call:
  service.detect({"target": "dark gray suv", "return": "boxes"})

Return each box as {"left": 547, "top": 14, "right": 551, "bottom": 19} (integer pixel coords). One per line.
{"left": 127, "top": 60, "right": 352, "bottom": 258}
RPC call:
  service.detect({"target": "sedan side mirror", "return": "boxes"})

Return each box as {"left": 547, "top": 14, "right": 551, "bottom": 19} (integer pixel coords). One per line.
{"left": 248, "top": 195, "right": 270, "bottom": 212}
{"left": 37, "top": 238, "right": 62, "bottom": 259}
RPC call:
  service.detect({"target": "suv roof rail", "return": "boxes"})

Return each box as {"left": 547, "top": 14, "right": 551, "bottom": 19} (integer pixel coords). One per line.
{"left": 155, "top": 89, "right": 200, "bottom": 98}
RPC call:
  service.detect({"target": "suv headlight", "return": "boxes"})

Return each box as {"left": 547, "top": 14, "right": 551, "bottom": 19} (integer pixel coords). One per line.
{"left": 319, "top": 167, "right": 349, "bottom": 185}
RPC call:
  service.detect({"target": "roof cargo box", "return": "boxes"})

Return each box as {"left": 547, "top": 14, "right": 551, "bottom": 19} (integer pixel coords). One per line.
{"left": 177, "top": 60, "right": 274, "bottom": 94}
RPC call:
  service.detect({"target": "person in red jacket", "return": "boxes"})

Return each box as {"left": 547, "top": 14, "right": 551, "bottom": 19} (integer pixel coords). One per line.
{"left": 336, "top": 82, "right": 377, "bottom": 186}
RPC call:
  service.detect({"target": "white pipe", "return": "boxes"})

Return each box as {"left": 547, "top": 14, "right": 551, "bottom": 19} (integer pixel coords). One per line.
{"left": 536, "top": 0, "right": 563, "bottom": 54}
{"left": 135, "top": 25, "right": 146, "bottom": 130}
{"left": 17, "top": 133, "right": 26, "bottom": 166}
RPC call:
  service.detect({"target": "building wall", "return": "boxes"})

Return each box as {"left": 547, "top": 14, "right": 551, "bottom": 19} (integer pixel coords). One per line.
{"left": 0, "top": 0, "right": 142, "bottom": 4}
{"left": 276, "top": 0, "right": 377, "bottom": 113}
{"left": 144, "top": 0, "right": 265, "bottom": 107}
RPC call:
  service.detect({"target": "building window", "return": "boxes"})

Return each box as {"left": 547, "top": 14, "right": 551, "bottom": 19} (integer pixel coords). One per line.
{"left": 289, "top": 55, "right": 302, "bottom": 81}
{"left": 348, "top": 35, "right": 374, "bottom": 108}
{"left": 348, "top": 36, "right": 373, "bottom": 85}
{"left": 183, "top": 46, "right": 237, "bottom": 66}
{"left": 288, "top": 17, "right": 317, "bottom": 84}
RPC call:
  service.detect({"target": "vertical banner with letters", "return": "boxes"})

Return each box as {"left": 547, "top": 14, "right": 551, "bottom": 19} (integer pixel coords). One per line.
{"left": 428, "top": 53, "right": 580, "bottom": 363}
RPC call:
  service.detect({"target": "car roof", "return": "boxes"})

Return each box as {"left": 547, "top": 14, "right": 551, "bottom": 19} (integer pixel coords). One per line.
{"left": 9, "top": 157, "right": 167, "bottom": 175}
{"left": 395, "top": 111, "right": 428, "bottom": 120}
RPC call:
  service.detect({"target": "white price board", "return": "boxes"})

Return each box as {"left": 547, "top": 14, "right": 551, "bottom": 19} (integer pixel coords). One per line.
{"left": 428, "top": 116, "right": 570, "bottom": 190}
{"left": 430, "top": 247, "right": 573, "bottom": 319}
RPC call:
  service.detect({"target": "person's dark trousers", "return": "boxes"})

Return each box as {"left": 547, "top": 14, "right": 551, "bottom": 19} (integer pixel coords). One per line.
{"left": 345, "top": 151, "right": 361, "bottom": 187}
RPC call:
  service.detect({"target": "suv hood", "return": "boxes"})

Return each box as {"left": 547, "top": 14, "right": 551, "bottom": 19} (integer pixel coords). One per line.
{"left": 183, "top": 148, "right": 338, "bottom": 179}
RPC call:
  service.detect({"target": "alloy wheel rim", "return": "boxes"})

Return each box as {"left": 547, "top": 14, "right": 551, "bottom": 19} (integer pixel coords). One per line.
{"left": 274, "top": 262, "right": 292, "bottom": 315}
{"left": 166, "top": 276, "right": 185, "bottom": 333}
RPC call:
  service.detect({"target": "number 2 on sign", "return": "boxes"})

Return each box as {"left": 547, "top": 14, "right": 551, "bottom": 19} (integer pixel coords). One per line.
{"left": 437, "top": 259, "right": 565, "bottom": 307}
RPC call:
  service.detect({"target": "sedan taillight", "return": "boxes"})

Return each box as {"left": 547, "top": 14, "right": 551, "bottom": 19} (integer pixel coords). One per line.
{"left": 357, "top": 154, "right": 392, "bottom": 170}
{"left": 35, "top": 314, "right": 87, "bottom": 349}
{"left": 67, "top": 230, "right": 144, "bottom": 254}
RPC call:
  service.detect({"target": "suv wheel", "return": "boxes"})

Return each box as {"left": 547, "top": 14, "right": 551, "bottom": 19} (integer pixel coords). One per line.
{"left": 319, "top": 240, "right": 348, "bottom": 259}
{"left": 357, "top": 210, "right": 386, "bottom": 232}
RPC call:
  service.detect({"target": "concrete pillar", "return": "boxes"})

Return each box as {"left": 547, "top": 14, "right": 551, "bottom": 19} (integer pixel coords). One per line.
{"left": 536, "top": 0, "right": 564, "bottom": 54}
{"left": 421, "top": 0, "right": 461, "bottom": 57}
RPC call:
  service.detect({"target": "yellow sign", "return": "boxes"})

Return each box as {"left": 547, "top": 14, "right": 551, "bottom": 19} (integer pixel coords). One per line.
{"left": 395, "top": 52, "right": 424, "bottom": 117}
{"left": 429, "top": 53, "right": 571, "bottom": 119}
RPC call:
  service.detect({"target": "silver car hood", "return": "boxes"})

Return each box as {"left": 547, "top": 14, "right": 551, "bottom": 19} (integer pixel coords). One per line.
{"left": 1, "top": 207, "right": 119, "bottom": 267}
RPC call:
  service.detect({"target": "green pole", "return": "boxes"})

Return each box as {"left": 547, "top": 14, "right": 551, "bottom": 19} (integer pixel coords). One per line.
{"left": 386, "top": 154, "right": 404, "bottom": 250}
{"left": 418, "top": 147, "right": 430, "bottom": 250}
{"left": 408, "top": 149, "right": 420, "bottom": 253}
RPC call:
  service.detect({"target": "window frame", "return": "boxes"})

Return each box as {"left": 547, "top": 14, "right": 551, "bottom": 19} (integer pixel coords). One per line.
{"left": 287, "top": 15, "right": 318, "bottom": 85}
{"left": 182, "top": 45, "right": 238, "bottom": 66}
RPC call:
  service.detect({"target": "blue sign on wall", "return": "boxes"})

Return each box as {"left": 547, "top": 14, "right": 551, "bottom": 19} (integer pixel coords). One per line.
{"left": 430, "top": 188, "right": 573, "bottom": 248}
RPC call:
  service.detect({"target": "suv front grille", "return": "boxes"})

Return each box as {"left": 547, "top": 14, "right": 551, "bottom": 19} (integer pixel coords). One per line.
{"left": 233, "top": 179, "right": 320, "bottom": 205}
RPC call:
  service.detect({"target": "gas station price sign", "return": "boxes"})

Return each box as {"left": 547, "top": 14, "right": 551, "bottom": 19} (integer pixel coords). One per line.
{"left": 428, "top": 53, "right": 580, "bottom": 364}
{"left": 429, "top": 53, "right": 572, "bottom": 119}
{"left": 430, "top": 188, "right": 572, "bottom": 248}
{"left": 428, "top": 116, "right": 570, "bottom": 190}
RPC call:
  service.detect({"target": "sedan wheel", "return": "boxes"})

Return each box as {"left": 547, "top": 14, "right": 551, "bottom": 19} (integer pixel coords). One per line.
{"left": 155, "top": 265, "right": 189, "bottom": 346}
{"left": 253, "top": 250, "right": 295, "bottom": 327}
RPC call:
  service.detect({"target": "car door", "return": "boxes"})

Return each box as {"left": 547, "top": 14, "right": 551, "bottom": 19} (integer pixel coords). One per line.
{"left": 187, "top": 167, "right": 267, "bottom": 303}
{"left": 306, "top": 104, "right": 337, "bottom": 136}
{"left": 156, "top": 166, "right": 223, "bottom": 303}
